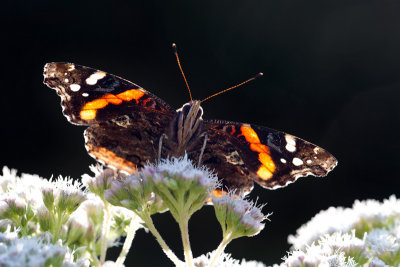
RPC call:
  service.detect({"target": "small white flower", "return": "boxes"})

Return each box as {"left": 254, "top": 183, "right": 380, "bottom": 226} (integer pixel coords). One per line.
{"left": 318, "top": 230, "right": 366, "bottom": 258}
{"left": 0, "top": 167, "right": 17, "bottom": 193}
{"left": 80, "top": 197, "right": 105, "bottom": 224}
{"left": 0, "top": 201, "right": 9, "bottom": 215}
{"left": 353, "top": 196, "right": 400, "bottom": 223}
{"left": 282, "top": 244, "right": 356, "bottom": 267}
{"left": 284, "top": 250, "right": 306, "bottom": 267}
{"left": 155, "top": 155, "right": 220, "bottom": 192}
{"left": 51, "top": 176, "right": 86, "bottom": 213}
{"left": 194, "top": 252, "right": 266, "bottom": 267}
{"left": 212, "top": 191, "right": 270, "bottom": 238}
{"left": 369, "top": 257, "right": 391, "bottom": 267}
{"left": 86, "top": 164, "right": 105, "bottom": 177}
{"left": 366, "top": 228, "right": 399, "bottom": 255}
{"left": 82, "top": 168, "right": 115, "bottom": 198}
{"left": 52, "top": 176, "right": 86, "bottom": 196}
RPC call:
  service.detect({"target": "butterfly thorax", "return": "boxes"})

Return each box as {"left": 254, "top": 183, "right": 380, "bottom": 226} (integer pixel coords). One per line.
{"left": 164, "top": 100, "right": 204, "bottom": 157}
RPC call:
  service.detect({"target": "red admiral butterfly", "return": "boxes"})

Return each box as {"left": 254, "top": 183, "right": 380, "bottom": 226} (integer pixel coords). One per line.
{"left": 43, "top": 52, "right": 337, "bottom": 194}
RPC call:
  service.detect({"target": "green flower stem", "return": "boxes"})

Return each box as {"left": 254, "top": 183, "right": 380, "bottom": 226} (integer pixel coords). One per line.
{"left": 52, "top": 212, "right": 67, "bottom": 243}
{"left": 141, "top": 211, "right": 183, "bottom": 266}
{"left": 90, "top": 249, "right": 100, "bottom": 267}
{"left": 179, "top": 217, "right": 194, "bottom": 267}
{"left": 115, "top": 213, "right": 140, "bottom": 267}
{"left": 208, "top": 232, "right": 233, "bottom": 267}
{"left": 100, "top": 202, "right": 113, "bottom": 265}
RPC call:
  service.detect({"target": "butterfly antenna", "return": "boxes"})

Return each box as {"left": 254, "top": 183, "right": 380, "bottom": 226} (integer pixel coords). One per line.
{"left": 201, "top": 72, "right": 263, "bottom": 103}
{"left": 172, "top": 43, "right": 193, "bottom": 102}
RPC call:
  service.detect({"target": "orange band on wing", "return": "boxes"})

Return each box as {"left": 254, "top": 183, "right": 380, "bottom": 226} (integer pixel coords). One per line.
{"left": 240, "top": 126, "right": 276, "bottom": 180}
{"left": 116, "top": 89, "right": 145, "bottom": 102}
{"left": 250, "top": 143, "right": 270, "bottom": 153}
{"left": 84, "top": 99, "right": 109, "bottom": 110}
{"left": 259, "top": 153, "right": 275, "bottom": 173}
{"left": 103, "top": 94, "right": 123, "bottom": 105}
{"left": 241, "top": 126, "right": 261, "bottom": 144}
{"left": 257, "top": 166, "right": 273, "bottom": 180}
{"left": 80, "top": 89, "right": 145, "bottom": 120}
{"left": 88, "top": 146, "right": 136, "bottom": 174}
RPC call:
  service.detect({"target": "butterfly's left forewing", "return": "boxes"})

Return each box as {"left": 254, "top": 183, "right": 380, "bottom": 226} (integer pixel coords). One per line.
{"left": 44, "top": 62, "right": 173, "bottom": 125}
{"left": 204, "top": 120, "right": 337, "bottom": 190}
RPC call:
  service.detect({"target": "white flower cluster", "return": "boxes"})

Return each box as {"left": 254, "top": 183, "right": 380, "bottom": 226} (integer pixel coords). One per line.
{"left": 0, "top": 166, "right": 137, "bottom": 267}
{"left": 288, "top": 195, "right": 400, "bottom": 250}
{"left": 279, "top": 232, "right": 361, "bottom": 267}
{"left": 155, "top": 155, "right": 220, "bottom": 192}
{"left": 280, "top": 195, "right": 400, "bottom": 267}
{"left": 0, "top": 228, "right": 88, "bottom": 267}
{"left": 194, "top": 252, "right": 266, "bottom": 267}
{"left": 0, "top": 167, "right": 51, "bottom": 213}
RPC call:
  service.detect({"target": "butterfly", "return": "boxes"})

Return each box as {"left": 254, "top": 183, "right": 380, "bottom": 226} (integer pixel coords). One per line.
{"left": 43, "top": 56, "right": 337, "bottom": 194}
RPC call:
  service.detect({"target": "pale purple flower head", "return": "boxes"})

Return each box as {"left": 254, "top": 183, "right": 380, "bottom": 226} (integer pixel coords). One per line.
{"left": 212, "top": 191, "right": 270, "bottom": 238}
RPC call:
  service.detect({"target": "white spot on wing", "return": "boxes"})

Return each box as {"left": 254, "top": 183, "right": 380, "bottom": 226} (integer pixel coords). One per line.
{"left": 292, "top": 157, "right": 303, "bottom": 166}
{"left": 280, "top": 158, "right": 287, "bottom": 163}
{"left": 86, "top": 71, "right": 106, "bottom": 85}
{"left": 313, "top": 147, "right": 320, "bottom": 154}
{"left": 82, "top": 93, "right": 89, "bottom": 97}
{"left": 70, "top": 84, "right": 81, "bottom": 92}
{"left": 306, "top": 159, "right": 312, "bottom": 164}
{"left": 67, "top": 64, "right": 75, "bottom": 71}
{"left": 285, "top": 134, "right": 296, "bottom": 152}
{"left": 64, "top": 78, "right": 69, "bottom": 83}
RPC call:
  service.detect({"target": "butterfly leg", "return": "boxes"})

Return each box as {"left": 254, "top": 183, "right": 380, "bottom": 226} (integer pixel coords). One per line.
{"left": 158, "top": 133, "right": 167, "bottom": 162}
{"left": 198, "top": 133, "right": 208, "bottom": 167}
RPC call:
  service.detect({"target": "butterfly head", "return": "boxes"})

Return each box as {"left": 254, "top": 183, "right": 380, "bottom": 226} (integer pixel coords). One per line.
{"left": 165, "top": 100, "right": 204, "bottom": 156}
{"left": 176, "top": 100, "right": 203, "bottom": 121}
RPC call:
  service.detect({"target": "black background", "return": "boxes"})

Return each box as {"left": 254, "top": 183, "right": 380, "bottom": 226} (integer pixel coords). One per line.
{"left": 2, "top": 0, "right": 400, "bottom": 265}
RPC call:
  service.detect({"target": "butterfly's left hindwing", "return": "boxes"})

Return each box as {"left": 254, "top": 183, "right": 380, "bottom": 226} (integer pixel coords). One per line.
{"left": 84, "top": 111, "right": 172, "bottom": 174}
{"left": 205, "top": 120, "right": 337, "bottom": 189}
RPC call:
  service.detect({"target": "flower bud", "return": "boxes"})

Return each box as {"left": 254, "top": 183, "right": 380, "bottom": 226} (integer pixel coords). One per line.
{"left": 212, "top": 192, "right": 269, "bottom": 239}
{"left": 37, "top": 206, "right": 52, "bottom": 232}
{"left": 82, "top": 168, "right": 115, "bottom": 199}
{"left": 81, "top": 199, "right": 104, "bottom": 226}
{"left": 53, "top": 177, "right": 86, "bottom": 214}
{"left": 41, "top": 186, "right": 55, "bottom": 211}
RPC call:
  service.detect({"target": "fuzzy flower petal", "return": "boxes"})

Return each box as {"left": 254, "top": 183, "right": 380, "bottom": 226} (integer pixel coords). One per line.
{"left": 194, "top": 252, "right": 266, "bottom": 267}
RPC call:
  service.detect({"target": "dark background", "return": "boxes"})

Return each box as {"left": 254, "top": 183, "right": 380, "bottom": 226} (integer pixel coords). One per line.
{"left": 2, "top": 0, "right": 400, "bottom": 265}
